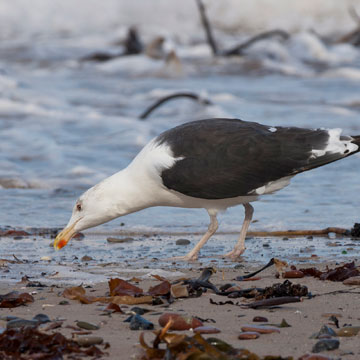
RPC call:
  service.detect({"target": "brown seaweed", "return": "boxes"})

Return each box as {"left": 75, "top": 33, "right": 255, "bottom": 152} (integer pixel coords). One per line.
{"left": 0, "top": 291, "right": 34, "bottom": 308}
{"left": 138, "top": 319, "right": 293, "bottom": 359}
{"left": 0, "top": 327, "right": 104, "bottom": 359}
{"left": 298, "top": 261, "right": 360, "bottom": 281}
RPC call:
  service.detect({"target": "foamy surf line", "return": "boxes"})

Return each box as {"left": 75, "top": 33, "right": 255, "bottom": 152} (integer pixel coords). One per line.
{"left": 0, "top": 231, "right": 357, "bottom": 285}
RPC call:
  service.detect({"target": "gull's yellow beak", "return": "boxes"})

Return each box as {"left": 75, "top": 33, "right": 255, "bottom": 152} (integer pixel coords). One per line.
{"left": 53, "top": 221, "right": 78, "bottom": 250}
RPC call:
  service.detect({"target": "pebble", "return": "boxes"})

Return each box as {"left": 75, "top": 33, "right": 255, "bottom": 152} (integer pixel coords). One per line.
{"left": 336, "top": 326, "right": 360, "bottom": 337}
{"left": 343, "top": 276, "right": 360, "bottom": 285}
{"left": 299, "top": 355, "right": 333, "bottom": 360}
{"left": 59, "top": 300, "right": 70, "bottom": 305}
{"left": 238, "top": 331, "right": 260, "bottom": 340}
{"left": 240, "top": 325, "right": 280, "bottom": 334}
{"left": 129, "top": 314, "right": 154, "bottom": 330}
{"left": 175, "top": 238, "right": 191, "bottom": 246}
{"left": 312, "top": 339, "right": 339, "bottom": 353}
{"left": 33, "top": 314, "right": 50, "bottom": 324}
{"left": 81, "top": 255, "right": 93, "bottom": 262}
{"left": 76, "top": 321, "right": 99, "bottom": 330}
{"left": 158, "top": 313, "right": 203, "bottom": 331}
{"left": 283, "top": 270, "right": 304, "bottom": 278}
{"left": 75, "top": 336, "right": 103, "bottom": 347}
{"left": 107, "top": 237, "right": 134, "bottom": 243}
{"left": 252, "top": 316, "right": 268, "bottom": 322}
{"left": 310, "top": 325, "right": 337, "bottom": 339}
{"left": 130, "top": 307, "right": 150, "bottom": 315}
{"left": 6, "top": 319, "right": 38, "bottom": 329}
{"left": 193, "top": 326, "right": 220, "bottom": 334}
{"left": 40, "top": 256, "right": 51, "bottom": 261}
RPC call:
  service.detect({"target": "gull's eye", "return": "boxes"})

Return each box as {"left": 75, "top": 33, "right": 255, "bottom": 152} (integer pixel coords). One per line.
{"left": 76, "top": 203, "right": 82, "bottom": 211}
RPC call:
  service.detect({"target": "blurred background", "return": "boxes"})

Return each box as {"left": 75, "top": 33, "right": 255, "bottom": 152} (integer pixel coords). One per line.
{"left": 1, "top": 0, "right": 359, "bottom": 234}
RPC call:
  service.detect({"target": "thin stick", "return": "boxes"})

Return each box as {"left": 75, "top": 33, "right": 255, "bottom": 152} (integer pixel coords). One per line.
{"left": 222, "top": 30, "right": 289, "bottom": 56}
{"left": 195, "top": 0, "right": 219, "bottom": 55}
{"left": 245, "top": 296, "right": 301, "bottom": 309}
{"left": 139, "top": 92, "right": 212, "bottom": 120}
{"left": 247, "top": 227, "right": 349, "bottom": 237}
{"left": 235, "top": 258, "right": 275, "bottom": 281}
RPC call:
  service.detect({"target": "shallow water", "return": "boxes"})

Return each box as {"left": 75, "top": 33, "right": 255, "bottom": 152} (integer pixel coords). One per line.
{"left": 0, "top": 2, "right": 360, "bottom": 283}
{"left": 1, "top": 232, "right": 359, "bottom": 285}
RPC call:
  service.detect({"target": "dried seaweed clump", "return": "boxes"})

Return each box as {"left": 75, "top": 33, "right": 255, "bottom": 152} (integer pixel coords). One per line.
{"left": 261, "top": 280, "right": 308, "bottom": 299}
{"left": 299, "top": 261, "right": 360, "bottom": 281}
{"left": 0, "top": 327, "right": 104, "bottom": 359}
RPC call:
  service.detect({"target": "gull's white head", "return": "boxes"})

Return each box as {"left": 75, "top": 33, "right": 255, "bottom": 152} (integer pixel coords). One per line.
{"left": 53, "top": 174, "right": 130, "bottom": 250}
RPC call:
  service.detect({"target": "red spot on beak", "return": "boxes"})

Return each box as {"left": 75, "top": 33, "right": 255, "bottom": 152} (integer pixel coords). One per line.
{"left": 57, "top": 239, "right": 68, "bottom": 249}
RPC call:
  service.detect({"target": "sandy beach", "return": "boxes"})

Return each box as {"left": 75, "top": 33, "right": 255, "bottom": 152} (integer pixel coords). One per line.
{"left": 1, "top": 257, "right": 360, "bottom": 360}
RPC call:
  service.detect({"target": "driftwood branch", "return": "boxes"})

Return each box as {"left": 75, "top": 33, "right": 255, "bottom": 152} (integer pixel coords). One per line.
{"left": 247, "top": 227, "right": 349, "bottom": 237}
{"left": 349, "top": 6, "right": 360, "bottom": 26}
{"left": 221, "top": 30, "right": 290, "bottom": 56}
{"left": 245, "top": 296, "right": 301, "bottom": 309}
{"left": 81, "top": 27, "right": 143, "bottom": 62}
{"left": 195, "top": 0, "right": 289, "bottom": 57}
{"left": 139, "top": 92, "right": 213, "bottom": 120}
{"left": 195, "top": 0, "right": 219, "bottom": 55}
{"left": 336, "top": 6, "right": 360, "bottom": 46}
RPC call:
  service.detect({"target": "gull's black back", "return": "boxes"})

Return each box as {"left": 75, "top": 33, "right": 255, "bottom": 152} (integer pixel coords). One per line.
{"left": 157, "top": 118, "right": 359, "bottom": 199}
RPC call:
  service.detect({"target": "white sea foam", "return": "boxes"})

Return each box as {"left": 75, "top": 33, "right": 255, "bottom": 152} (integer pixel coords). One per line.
{"left": 1, "top": 0, "right": 359, "bottom": 41}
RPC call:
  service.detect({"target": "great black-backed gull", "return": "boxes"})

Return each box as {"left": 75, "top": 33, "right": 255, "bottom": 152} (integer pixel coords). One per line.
{"left": 54, "top": 118, "right": 360, "bottom": 260}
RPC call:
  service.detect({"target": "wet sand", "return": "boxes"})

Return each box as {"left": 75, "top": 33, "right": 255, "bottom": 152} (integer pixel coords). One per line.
{"left": 1, "top": 259, "right": 360, "bottom": 359}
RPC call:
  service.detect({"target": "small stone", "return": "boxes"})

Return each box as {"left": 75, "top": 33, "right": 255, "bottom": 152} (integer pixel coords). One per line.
{"left": 176, "top": 239, "right": 191, "bottom": 246}
{"left": 299, "top": 354, "right": 332, "bottom": 360}
{"left": 336, "top": 326, "right": 360, "bottom": 337}
{"left": 343, "top": 276, "right": 360, "bottom": 285}
{"left": 106, "top": 237, "right": 134, "bottom": 243}
{"left": 194, "top": 326, "right": 221, "bottom": 334}
{"left": 312, "top": 339, "right": 339, "bottom": 353}
{"left": 310, "top": 325, "right": 337, "bottom": 339}
{"left": 129, "top": 314, "right": 154, "bottom": 330}
{"left": 76, "top": 321, "right": 99, "bottom": 330}
{"left": 170, "top": 284, "right": 189, "bottom": 298}
{"left": 283, "top": 270, "right": 304, "bottom": 278}
{"left": 130, "top": 307, "right": 150, "bottom": 315}
{"left": 75, "top": 336, "right": 103, "bottom": 347}
{"left": 234, "top": 264, "right": 245, "bottom": 269}
{"left": 7, "top": 319, "right": 38, "bottom": 329}
{"left": 40, "top": 256, "right": 51, "bottom": 261}
{"left": 238, "top": 331, "right": 260, "bottom": 340}
{"left": 32, "top": 314, "right": 50, "bottom": 324}
{"left": 59, "top": 300, "right": 69, "bottom": 305}
{"left": 240, "top": 325, "right": 280, "bottom": 334}
{"left": 81, "top": 255, "right": 93, "bottom": 262}
{"left": 252, "top": 316, "right": 268, "bottom": 322}
{"left": 262, "top": 243, "right": 270, "bottom": 248}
